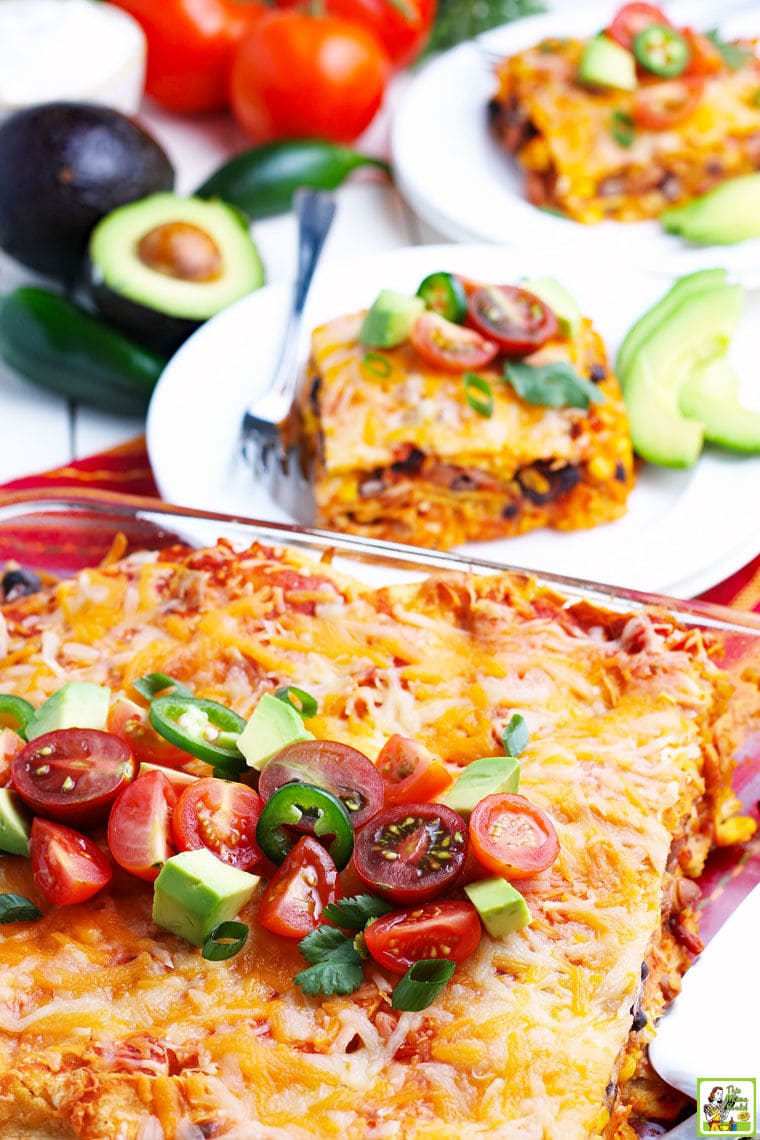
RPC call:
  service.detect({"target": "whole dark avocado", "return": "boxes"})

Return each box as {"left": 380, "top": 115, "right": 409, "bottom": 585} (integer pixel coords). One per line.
{"left": 0, "top": 102, "right": 175, "bottom": 284}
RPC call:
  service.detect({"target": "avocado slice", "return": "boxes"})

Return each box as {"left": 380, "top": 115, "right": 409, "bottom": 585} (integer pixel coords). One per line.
{"left": 620, "top": 284, "right": 745, "bottom": 467}
{"left": 577, "top": 36, "right": 637, "bottom": 91}
{"left": 616, "top": 269, "right": 728, "bottom": 382}
{"left": 520, "top": 277, "right": 582, "bottom": 338}
{"left": 661, "top": 174, "right": 760, "bottom": 246}
{"left": 236, "top": 693, "right": 315, "bottom": 772}
{"left": 88, "top": 193, "right": 265, "bottom": 355}
{"left": 464, "top": 877, "right": 532, "bottom": 938}
{"left": 442, "top": 756, "right": 520, "bottom": 815}
{"left": 0, "top": 788, "right": 32, "bottom": 857}
{"left": 679, "top": 357, "right": 760, "bottom": 453}
{"left": 26, "top": 682, "right": 111, "bottom": 740}
{"left": 359, "top": 290, "right": 425, "bottom": 349}
{"left": 153, "top": 848, "right": 260, "bottom": 947}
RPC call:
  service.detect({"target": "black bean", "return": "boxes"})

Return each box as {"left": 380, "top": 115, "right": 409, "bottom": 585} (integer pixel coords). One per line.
{"left": 589, "top": 364, "right": 607, "bottom": 383}
{"left": 1, "top": 567, "right": 42, "bottom": 602}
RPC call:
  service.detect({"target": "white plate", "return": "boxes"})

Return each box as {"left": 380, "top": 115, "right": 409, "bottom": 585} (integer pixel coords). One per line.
{"left": 147, "top": 243, "right": 760, "bottom": 598}
{"left": 391, "top": 7, "right": 760, "bottom": 284}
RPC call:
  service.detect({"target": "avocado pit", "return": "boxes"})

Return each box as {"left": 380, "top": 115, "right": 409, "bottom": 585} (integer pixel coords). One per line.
{"left": 137, "top": 222, "right": 224, "bottom": 284}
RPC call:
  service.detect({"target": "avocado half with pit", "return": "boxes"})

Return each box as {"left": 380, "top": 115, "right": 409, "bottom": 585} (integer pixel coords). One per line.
{"left": 87, "top": 193, "right": 265, "bottom": 355}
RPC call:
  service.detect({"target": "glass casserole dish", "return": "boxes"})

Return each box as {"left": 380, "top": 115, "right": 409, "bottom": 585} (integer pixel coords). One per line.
{"left": 0, "top": 488, "right": 758, "bottom": 1140}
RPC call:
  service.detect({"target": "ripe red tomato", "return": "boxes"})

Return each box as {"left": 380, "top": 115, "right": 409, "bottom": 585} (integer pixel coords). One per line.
{"left": 108, "top": 697, "right": 194, "bottom": 770}
{"left": 109, "top": 0, "right": 266, "bottom": 113}
{"left": 229, "top": 11, "right": 390, "bottom": 144}
{"left": 258, "top": 739, "right": 383, "bottom": 829}
{"left": 107, "top": 769, "right": 178, "bottom": 882}
{"left": 31, "top": 818, "right": 112, "bottom": 905}
{"left": 469, "top": 793, "right": 559, "bottom": 880}
{"left": 352, "top": 802, "right": 468, "bottom": 904}
{"left": 607, "top": 3, "right": 671, "bottom": 51}
{"left": 410, "top": 312, "right": 499, "bottom": 372}
{"left": 277, "top": 0, "right": 436, "bottom": 69}
{"left": 172, "top": 777, "right": 263, "bottom": 871}
{"left": 682, "top": 29, "right": 724, "bottom": 77}
{"left": 0, "top": 728, "right": 25, "bottom": 786}
{"left": 11, "top": 729, "right": 136, "bottom": 826}
{"left": 467, "top": 286, "right": 558, "bottom": 357}
{"left": 258, "top": 835, "right": 340, "bottom": 938}
{"left": 375, "top": 735, "right": 453, "bottom": 807}
{"left": 364, "top": 900, "right": 481, "bottom": 974}
{"left": 632, "top": 78, "right": 704, "bottom": 130}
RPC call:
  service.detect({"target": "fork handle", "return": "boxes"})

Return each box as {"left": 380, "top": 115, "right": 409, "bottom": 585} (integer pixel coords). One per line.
{"left": 270, "top": 189, "right": 337, "bottom": 403}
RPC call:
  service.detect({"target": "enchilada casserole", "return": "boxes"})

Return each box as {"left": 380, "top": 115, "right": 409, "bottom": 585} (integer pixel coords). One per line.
{"left": 0, "top": 536, "right": 755, "bottom": 1139}
{"left": 300, "top": 283, "right": 634, "bottom": 549}
{"left": 489, "top": 6, "right": 760, "bottom": 223}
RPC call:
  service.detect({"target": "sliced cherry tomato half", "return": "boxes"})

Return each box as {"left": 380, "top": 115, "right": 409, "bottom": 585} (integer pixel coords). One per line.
{"left": 682, "top": 28, "right": 724, "bottom": 77}
{"left": 107, "top": 769, "right": 178, "bottom": 882}
{"left": 11, "top": 728, "right": 136, "bottom": 826}
{"left": 633, "top": 77, "right": 704, "bottom": 130}
{"left": 0, "top": 727, "right": 26, "bottom": 787}
{"left": 375, "top": 735, "right": 453, "bottom": 808}
{"left": 607, "top": 3, "right": 671, "bottom": 50}
{"left": 259, "top": 739, "right": 383, "bottom": 829}
{"left": 632, "top": 25, "right": 690, "bottom": 78}
{"left": 469, "top": 792, "right": 559, "bottom": 880}
{"left": 257, "top": 835, "right": 340, "bottom": 938}
{"left": 172, "top": 777, "right": 263, "bottom": 871}
{"left": 467, "top": 285, "right": 558, "bottom": 357}
{"left": 364, "top": 899, "right": 482, "bottom": 974}
{"left": 410, "top": 312, "right": 498, "bottom": 372}
{"left": 31, "top": 818, "right": 112, "bottom": 905}
{"left": 108, "top": 697, "right": 195, "bottom": 770}
{"left": 352, "top": 801, "right": 467, "bottom": 904}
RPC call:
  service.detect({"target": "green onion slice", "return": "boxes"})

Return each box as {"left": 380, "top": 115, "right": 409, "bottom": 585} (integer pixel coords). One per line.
{"left": 463, "top": 372, "right": 494, "bottom": 418}
{"left": 133, "top": 673, "right": 192, "bottom": 701}
{"left": 362, "top": 352, "right": 393, "bottom": 379}
{"left": 274, "top": 686, "right": 318, "bottom": 718}
{"left": 611, "top": 110, "right": 635, "bottom": 148}
{"left": 392, "top": 958, "right": 456, "bottom": 1011}
{"left": 202, "top": 920, "right": 249, "bottom": 961}
{"left": 0, "top": 694, "right": 35, "bottom": 738}
{"left": 0, "top": 893, "right": 42, "bottom": 924}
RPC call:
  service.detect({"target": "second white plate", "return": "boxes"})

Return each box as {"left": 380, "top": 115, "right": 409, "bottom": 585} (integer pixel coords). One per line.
{"left": 147, "top": 243, "right": 760, "bottom": 598}
{"left": 391, "top": 7, "right": 760, "bottom": 284}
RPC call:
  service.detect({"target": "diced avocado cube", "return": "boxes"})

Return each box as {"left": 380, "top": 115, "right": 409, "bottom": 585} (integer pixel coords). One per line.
{"left": 578, "top": 35, "right": 637, "bottom": 91}
{"left": 359, "top": 289, "right": 425, "bottom": 349}
{"left": 153, "top": 848, "right": 259, "bottom": 947}
{"left": 465, "top": 877, "right": 532, "bottom": 938}
{"left": 236, "top": 693, "right": 315, "bottom": 772}
{"left": 0, "top": 787, "right": 31, "bottom": 856}
{"left": 521, "top": 277, "right": 582, "bottom": 338}
{"left": 442, "top": 756, "right": 520, "bottom": 815}
{"left": 26, "top": 681, "right": 111, "bottom": 740}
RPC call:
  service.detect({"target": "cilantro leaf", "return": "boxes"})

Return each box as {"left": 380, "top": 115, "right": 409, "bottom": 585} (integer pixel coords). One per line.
{"left": 321, "top": 894, "right": 393, "bottom": 932}
{"left": 426, "top": 0, "right": 543, "bottom": 53}
{"left": 502, "top": 713, "right": 529, "bottom": 758}
{"left": 705, "top": 29, "right": 752, "bottom": 70}
{"left": 295, "top": 927, "right": 364, "bottom": 997}
{"left": 504, "top": 360, "right": 605, "bottom": 410}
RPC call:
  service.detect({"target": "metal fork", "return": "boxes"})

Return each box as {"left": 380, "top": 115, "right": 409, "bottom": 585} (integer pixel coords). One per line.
{"left": 240, "top": 188, "right": 336, "bottom": 520}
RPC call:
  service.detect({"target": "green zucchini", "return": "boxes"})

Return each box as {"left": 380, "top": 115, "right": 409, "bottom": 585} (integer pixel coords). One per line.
{"left": 195, "top": 139, "right": 391, "bottom": 220}
{"left": 0, "top": 286, "right": 167, "bottom": 416}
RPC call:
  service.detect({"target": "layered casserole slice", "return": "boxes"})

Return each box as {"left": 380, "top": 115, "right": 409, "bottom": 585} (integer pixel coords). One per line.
{"left": 489, "top": 10, "right": 760, "bottom": 224}
{"left": 0, "top": 537, "right": 755, "bottom": 1139}
{"left": 300, "top": 298, "right": 634, "bottom": 550}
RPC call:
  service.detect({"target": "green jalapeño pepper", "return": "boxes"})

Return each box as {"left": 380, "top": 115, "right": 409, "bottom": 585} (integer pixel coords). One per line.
{"left": 632, "top": 25, "right": 690, "bottom": 78}
{"left": 0, "top": 694, "right": 35, "bottom": 739}
{"left": 149, "top": 695, "right": 246, "bottom": 769}
{"left": 256, "top": 783, "right": 354, "bottom": 870}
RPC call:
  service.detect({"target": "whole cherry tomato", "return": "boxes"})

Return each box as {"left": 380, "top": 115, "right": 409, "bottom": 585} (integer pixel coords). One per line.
{"left": 229, "top": 11, "right": 390, "bottom": 144}
{"left": 109, "top": 0, "right": 266, "bottom": 113}
{"left": 276, "top": 0, "right": 436, "bottom": 68}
